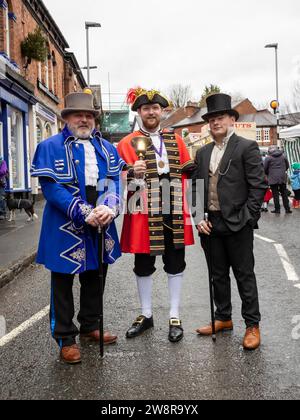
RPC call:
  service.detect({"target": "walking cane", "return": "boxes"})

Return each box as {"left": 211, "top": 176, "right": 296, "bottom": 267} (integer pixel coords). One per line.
{"left": 98, "top": 226, "right": 105, "bottom": 358}
{"left": 205, "top": 213, "right": 216, "bottom": 342}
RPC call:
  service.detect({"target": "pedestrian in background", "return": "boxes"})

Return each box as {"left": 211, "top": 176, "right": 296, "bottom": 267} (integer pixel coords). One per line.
{"left": 264, "top": 146, "right": 292, "bottom": 215}
{"left": 291, "top": 162, "right": 300, "bottom": 209}
{"left": 0, "top": 156, "right": 8, "bottom": 220}
{"left": 262, "top": 187, "right": 273, "bottom": 213}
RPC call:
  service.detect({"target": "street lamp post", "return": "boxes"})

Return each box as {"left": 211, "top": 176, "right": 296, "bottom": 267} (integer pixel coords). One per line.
{"left": 265, "top": 43, "right": 281, "bottom": 147}
{"left": 85, "top": 22, "right": 101, "bottom": 87}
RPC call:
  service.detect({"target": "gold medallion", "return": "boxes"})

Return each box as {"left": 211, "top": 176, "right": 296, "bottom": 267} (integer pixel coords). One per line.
{"left": 158, "top": 161, "right": 165, "bottom": 169}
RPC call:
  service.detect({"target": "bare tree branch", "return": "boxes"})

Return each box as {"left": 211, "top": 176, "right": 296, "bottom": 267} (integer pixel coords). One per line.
{"left": 168, "top": 84, "right": 192, "bottom": 109}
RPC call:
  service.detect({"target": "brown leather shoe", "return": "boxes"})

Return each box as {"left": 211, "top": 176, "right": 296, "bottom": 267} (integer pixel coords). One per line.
{"left": 196, "top": 320, "right": 233, "bottom": 336}
{"left": 243, "top": 326, "right": 261, "bottom": 350}
{"left": 60, "top": 345, "right": 81, "bottom": 365}
{"left": 80, "top": 330, "right": 118, "bottom": 345}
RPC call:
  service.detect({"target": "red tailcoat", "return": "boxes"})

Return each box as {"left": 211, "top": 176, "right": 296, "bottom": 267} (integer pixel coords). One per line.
{"left": 118, "top": 130, "right": 195, "bottom": 255}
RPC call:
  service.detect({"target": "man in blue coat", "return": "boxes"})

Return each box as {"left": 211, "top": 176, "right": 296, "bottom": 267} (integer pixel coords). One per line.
{"left": 31, "top": 92, "right": 125, "bottom": 364}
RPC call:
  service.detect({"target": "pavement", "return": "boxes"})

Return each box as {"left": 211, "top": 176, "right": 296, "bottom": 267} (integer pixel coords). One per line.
{"left": 0, "top": 205, "right": 300, "bottom": 400}
{"left": 0, "top": 199, "right": 44, "bottom": 288}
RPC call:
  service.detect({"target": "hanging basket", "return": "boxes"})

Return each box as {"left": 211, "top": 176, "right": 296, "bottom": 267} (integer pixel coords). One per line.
{"left": 21, "top": 27, "right": 48, "bottom": 62}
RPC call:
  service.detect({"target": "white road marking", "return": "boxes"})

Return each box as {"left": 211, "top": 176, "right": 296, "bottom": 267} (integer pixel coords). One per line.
{"left": 274, "top": 244, "right": 299, "bottom": 282}
{"left": 255, "top": 234, "right": 299, "bottom": 283}
{"left": 0, "top": 225, "right": 26, "bottom": 239}
{"left": 0, "top": 305, "right": 49, "bottom": 348}
{"left": 1, "top": 234, "right": 298, "bottom": 349}
{"left": 254, "top": 234, "right": 276, "bottom": 244}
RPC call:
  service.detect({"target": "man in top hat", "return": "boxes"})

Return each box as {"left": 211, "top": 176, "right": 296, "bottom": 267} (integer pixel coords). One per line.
{"left": 117, "top": 88, "right": 195, "bottom": 343}
{"left": 31, "top": 91, "right": 125, "bottom": 364}
{"left": 192, "top": 93, "right": 267, "bottom": 350}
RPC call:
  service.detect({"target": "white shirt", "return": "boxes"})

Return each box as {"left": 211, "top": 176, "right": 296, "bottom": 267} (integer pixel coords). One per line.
{"left": 77, "top": 139, "right": 99, "bottom": 187}
{"left": 210, "top": 129, "right": 235, "bottom": 174}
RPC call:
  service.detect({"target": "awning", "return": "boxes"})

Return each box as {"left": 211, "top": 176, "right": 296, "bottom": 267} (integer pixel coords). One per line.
{"left": 282, "top": 137, "right": 300, "bottom": 174}
{"left": 280, "top": 124, "right": 300, "bottom": 139}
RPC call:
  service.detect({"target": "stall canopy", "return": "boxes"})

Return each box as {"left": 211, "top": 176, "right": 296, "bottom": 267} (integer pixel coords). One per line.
{"left": 280, "top": 125, "right": 300, "bottom": 169}
{"left": 280, "top": 124, "right": 300, "bottom": 139}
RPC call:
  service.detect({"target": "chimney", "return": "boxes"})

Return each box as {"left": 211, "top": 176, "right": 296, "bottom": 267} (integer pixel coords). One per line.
{"left": 185, "top": 101, "right": 199, "bottom": 118}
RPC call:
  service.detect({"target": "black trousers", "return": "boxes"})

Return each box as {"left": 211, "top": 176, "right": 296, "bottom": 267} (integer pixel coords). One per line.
{"left": 50, "top": 185, "right": 108, "bottom": 348}
{"left": 50, "top": 266, "right": 108, "bottom": 348}
{"left": 200, "top": 212, "right": 261, "bottom": 328}
{"left": 134, "top": 224, "right": 186, "bottom": 277}
{"left": 270, "top": 183, "right": 291, "bottom": 212}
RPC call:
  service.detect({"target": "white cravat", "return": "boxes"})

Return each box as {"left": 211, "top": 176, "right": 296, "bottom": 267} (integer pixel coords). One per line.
{"left": 77, "top": 139, "right": 99, "bottom": 187}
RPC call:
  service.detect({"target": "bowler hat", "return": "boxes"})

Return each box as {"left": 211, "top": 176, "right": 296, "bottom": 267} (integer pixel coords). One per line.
{"left": 61, "top": 92, "right": 100, "bottom": 119}
{"left": 202, "top": 93, "right": 239, "bottom": 122}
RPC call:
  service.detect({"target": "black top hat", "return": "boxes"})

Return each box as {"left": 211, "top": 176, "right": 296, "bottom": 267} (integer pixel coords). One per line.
{"left": 202, "top": 93, "right": 239, "bottom": 122}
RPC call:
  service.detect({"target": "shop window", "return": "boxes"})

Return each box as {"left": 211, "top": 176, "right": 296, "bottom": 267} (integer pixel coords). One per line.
{"left": 9, "top": 107, "right": 25, "bottom": 190}
{"left": 36, "top": 119, "right": 43, "bottom": 144}
{"left": 45, "top": 123, "right": 52, "bottom": 139}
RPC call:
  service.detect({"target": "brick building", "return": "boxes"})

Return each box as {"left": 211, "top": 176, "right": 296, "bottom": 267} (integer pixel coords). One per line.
{"left": 171, "top": 99, "right": 278, "bottom": 148}
{"left": 0, "top": 0, "right": 86, "bottom": 195}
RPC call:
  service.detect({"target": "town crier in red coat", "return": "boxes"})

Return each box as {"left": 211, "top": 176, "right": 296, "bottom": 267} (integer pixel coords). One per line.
{"left": 118, "top": 87, "right": 195, "bottom": 343}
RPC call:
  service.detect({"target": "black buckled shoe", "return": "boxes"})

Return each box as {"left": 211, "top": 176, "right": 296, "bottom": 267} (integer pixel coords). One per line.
{"left": 126, "top": 315, "right": 154, "bottom": 339}
{"left": 169, "top": 319, "right": 184, "bottom": 343}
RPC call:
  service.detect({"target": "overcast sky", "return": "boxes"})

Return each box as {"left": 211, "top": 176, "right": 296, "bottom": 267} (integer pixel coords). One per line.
{"left": 44, "top": 0, "right": 300, "bottom": 111}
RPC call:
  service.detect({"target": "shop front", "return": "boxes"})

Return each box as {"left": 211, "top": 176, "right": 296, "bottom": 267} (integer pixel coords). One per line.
{"left": 0, "top": 77, "right": 36, "bottom": 196}
{"left": 30, "top": 102, "right": 58, "bottom": 195}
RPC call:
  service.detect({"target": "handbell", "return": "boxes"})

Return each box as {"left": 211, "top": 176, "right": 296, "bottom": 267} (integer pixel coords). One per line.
{"left": 131, "top": 136, "right": 151, "bottom": 160}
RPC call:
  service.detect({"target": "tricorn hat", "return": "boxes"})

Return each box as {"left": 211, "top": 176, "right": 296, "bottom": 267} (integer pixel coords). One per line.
{"left": 61, "top": 91, "right": 100, "bottom": 119}
{"left": 202, "top": 93, "right": 239, "bottom": 122}
{"left": 127, "top": 87, "right": 170, "bottom": 112}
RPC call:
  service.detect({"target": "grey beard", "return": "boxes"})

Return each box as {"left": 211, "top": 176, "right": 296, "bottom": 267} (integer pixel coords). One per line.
{"left": 77, "top": 134, "right": 92, "bottom": 140}
{"left": 68, "top": 125, "right": 94, "bottom": 140}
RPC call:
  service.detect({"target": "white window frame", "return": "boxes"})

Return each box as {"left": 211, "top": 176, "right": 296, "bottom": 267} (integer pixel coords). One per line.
{"left": 38, "top": 62, "right": 42, "bottom": 81}
{"left": 256, "top": 129, "right": 262, "bottom": 143}
{"left": 5, "top": 8, "right": 10, "bottom": 58}
{"left": 263, "top": 128, "right": 271, "bottom": 143}
{"left": 0, "top": 122, "right": 4, "bottom": 158}
{"left": 8, "top": 107, "right": 25, "bottom": 191}
{"left": 36, "top": 118, "right": 43, "bottom": 144}
{"left": 44, "top": 122, "right": 52, "bottom": 139}
{"left": 44, "top": 54, "right": 49, "bottom": 89}
{"left": 50, "top": 59, "right": 55, "bottom": 93}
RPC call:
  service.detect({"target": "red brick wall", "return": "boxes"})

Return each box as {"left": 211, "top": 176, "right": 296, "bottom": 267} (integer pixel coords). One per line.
{"left": 235, "top": 99, "right": 258, "bottom": 115}
{"left": 2, "top": 0, "right": 81, "bottom": 113}
{"left": 256, "top": 126, "right": 278, "bottom": 147}
{"left": 162, "top": 106, "right": 200, "bottom": 129}
{"left": 270, "top": 127, "right": 278, "bottom": 145}
{"left": 174, "top": 122, "right": 205, "bottom": 137}
{"left": 0, "top": 4, "right": 7, "bottom": 54}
